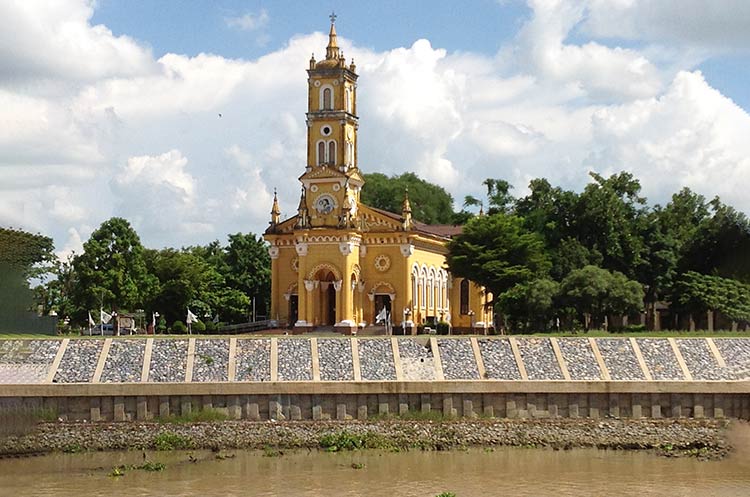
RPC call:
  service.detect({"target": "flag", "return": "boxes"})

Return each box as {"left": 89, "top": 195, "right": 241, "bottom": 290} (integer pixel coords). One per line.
{"left": 100, "top": 309, "right": 113, "bottom": 324}
{"left": 186, "top": 308, "right": 198, "bottom": 325}
{"left": 88, "top": 312, "right": 95, "bottom": 327}
{"left": 375, "top": 307, "right": 387, "bottom": 324}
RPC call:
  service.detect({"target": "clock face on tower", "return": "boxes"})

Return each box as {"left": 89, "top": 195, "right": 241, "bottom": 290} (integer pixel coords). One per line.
{"left": 314, "top": 194, "right": 336, "bottom": 214}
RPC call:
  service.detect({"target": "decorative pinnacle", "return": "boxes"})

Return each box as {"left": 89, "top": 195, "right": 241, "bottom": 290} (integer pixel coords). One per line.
{"left": 329, "top": 11, "right": 337, "bottom": 24}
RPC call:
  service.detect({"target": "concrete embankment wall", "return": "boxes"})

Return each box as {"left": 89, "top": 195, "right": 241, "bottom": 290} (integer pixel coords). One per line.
{"left": 2, "top": 381, "right": 750, "bottom": 422}
{"left": 1, "top": 336, "right": 750, "bottom": 421}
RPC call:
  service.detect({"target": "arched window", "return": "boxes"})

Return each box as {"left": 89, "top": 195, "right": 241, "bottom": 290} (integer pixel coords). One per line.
{"left": 345, "top": 87, "right": 351, "bottom": 113}
{"left": 328, "top": 141, "right": 336, "bottom": 165}
{"left": 437, "top": 277, "right": 443, "bottom": 311}
{"left": 420, "top": 268, "right": 427, "bottom": 308}
{"left": 460, "top": 279, "right": 470, "bottom": 315}
{"left": 317, "top": 141, "right": 325, "bottom": 165}
{"left": 348, "top": 142, "right": 354, "bottom": 167}
{"left": 411, "top": 270, "right": 418, "bottom": 309}
{"left": 323, "top": 88, "right": 332, "bottom": 110}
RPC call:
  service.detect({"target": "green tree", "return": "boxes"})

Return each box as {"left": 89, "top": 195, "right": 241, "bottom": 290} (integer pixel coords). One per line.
{"left": 559, "top": 265, "right": 643, "bottom": 331}
{"left": 143, "top": 248, "right": 224, "bottom": 326}
{"left": 446, "top": 213, "right": 550, "bottom": 305}
{"left": 464, "top": 178, "right": 515, "bottom": 215}
{"left": 674, "top": 272, "right": 750, "bottom": 325}
{"left": 497, "top": 278, "right": 559, "bottom": 333}
{"left": 0, "top": 227, "right": 55, "bottom": 281}
{"left": 361, "top": 172, "right": 456, "bottom": 224}
{"left": 223, "top": 233, "right": 271, "bottom": 317}
{"left": 679, "top": 197, "right": 750, "bottom": 282}
{"left": 71, "top": 218, "right": 155, "bottom": 324}
{"left": 515, "top": 179, "right": 593, "bottom": 280}
{"left": 574, "top": 172, "right": 648, "bottom": 279}
{"left": 0, "top": 227, "right": 56, "bottom": 331}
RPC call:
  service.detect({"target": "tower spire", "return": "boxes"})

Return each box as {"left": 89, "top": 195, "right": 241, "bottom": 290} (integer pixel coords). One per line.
{"left": 402, "top": 187, "right": 413, "bottom": 231}
{"left": 270, "top": 188, "right": 281, "bottom": 226}
{"left": 326, "top": 12, "right": 340, "bottom": 60}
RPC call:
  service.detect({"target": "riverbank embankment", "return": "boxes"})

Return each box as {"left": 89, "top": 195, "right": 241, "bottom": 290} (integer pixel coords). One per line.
{"left": 0, "top": 418, "right": 732, "bottom": 460}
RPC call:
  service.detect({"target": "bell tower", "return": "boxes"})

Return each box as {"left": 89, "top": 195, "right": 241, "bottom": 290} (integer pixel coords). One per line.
{"left": 299, "top": 13, "right": 363, "bottom": 229}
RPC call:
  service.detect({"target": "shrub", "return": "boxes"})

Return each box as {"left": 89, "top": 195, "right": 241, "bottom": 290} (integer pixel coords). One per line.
{"left": 192, "top": 320, "right": 206, "bottom": 333}
{"left": 204, "top": 320, "right": 217, "bottom": 333}
{"left": 171, "top": 320, "right": 187, "bottom": 334}
{"left": 436, "top": 321, "right": 450, "bottom": 335}
{"left": 156, "top": 317, "right": 167, "bottom": 334}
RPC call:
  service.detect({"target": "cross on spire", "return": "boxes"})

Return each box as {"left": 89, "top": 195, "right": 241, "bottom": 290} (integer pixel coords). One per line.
{"left": 329, "top": 11, "right": 337, "bottom": 24}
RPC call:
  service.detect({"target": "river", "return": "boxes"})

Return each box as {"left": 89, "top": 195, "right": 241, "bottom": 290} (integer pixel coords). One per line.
{"left": 2, "top": 443, "right": 750, "bottom": 497}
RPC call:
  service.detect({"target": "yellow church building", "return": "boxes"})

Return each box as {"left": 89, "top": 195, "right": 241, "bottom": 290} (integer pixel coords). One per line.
{"left": 264, "top": 17, "right": 492, "bottom": 334}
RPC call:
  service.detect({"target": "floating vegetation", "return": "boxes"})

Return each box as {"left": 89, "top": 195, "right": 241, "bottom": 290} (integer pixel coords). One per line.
{"left": 108, "top": 461, "right": 166, "bottom": 477}
{"left": 153, "top": 432, "right": 194, "bottom": 451}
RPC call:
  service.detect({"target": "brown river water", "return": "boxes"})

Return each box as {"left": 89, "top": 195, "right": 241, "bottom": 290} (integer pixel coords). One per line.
{"left": 2, "top": 424, "right": 750, "bottom": 497}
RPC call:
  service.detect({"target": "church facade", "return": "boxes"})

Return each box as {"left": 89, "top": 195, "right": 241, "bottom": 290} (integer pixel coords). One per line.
{"left": 264, "top": 18, "right": 492, "bottom": 334}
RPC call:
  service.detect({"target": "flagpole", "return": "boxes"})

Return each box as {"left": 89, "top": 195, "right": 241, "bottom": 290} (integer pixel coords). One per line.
{"left": 100, "top": 307, "right": 103, "bottom": 336}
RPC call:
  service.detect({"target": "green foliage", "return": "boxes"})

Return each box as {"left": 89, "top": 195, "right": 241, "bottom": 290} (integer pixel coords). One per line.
{"left": 171, "top": 320, "right": 187, "bottom": 334}
{"left": 436, "top": 493, "right": 457, "bottom": 497}
{"left": 674, "top": 272, "right": 750, "bottom": 323}
{"left": 559, "top": 265, "right": 644, "bottom": 331}
{"left": 0, "top": 227, "right": 55, "bottom": 279}
{"left": 447, "top": 213, "right": 550, "bottom": 303}
{"left": 204, "top": 320, "right": 217, "bottom": 333}
{"left": 71, "top": 218, "right": 155, "bottom": 324}
{"left": 156, "top": 317, "right": 167, "bottom": 333}
{"left": 679, "top": 198, "right": 750, "bottom": 282}
{"left": 143, "top": 248, "right": 223, "bottom": 326}
{"left": 498, "top": 279, "right": 559, "bottom": 333}
{"left": 223, "top": 232, "right": 271, "bottom": 318}
{"left": 464, "top": 178, "right": 514, "bottom": 215}
{"left": 0, "top": 228, "right": 56, "bottom": 329}
{"left": 153, "top": 432, "right": 194, "bottom": 450}
{"left": 362, "top": 172, "right": 456, "bottom": 224}
{"left": 318, "top": 431, "right": 393, "bottom": 452}
{"left": 436, "top": 321, "right": 450, "bottom": 335}
{"left": 109, "top": 461, "right": 166, "bottom": 477}
{"left": 192, "top": 320, "right": 206, "bottom": 333}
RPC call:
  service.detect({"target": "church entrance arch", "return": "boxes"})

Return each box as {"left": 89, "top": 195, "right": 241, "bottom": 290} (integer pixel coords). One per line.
{"left": 312, "top": 267, "right": 338, "bottom": 326}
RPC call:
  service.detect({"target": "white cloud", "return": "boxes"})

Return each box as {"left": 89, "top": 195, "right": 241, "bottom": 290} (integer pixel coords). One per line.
{"left": 1, "top": 0, "right": 750, "bottom": 260}
{"left": 0, "top": 0, "right": 155, "bottom": 83}
{"left": 513, "top": 0, "right": 664, "bottom": 102}
{"left": 116, "top": 150, "right": 195, "bottom": 199}
{"left": 225, "top": 9, "right": 270, "bottom": 32}
{"left": 587, "top": 71, "right": 750, "bottom": 208}
{"left": 582, "top": 0, "right": 750, "bottom": 51}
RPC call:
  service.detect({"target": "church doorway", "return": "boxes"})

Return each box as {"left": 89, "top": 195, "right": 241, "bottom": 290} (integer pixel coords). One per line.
{"left": 325, "top": 284, "right": 336, "bottom": 325}
{"left": 289, "top": 295, "right": 298, "bottom": 327}
{"left": 314, "top": 269, "right": 338, "bottom": 326}
{"left": 374, "top": 294, "right": 392, "bottom": 323}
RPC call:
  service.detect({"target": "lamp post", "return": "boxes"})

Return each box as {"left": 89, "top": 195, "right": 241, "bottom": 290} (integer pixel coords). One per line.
{"left": 468, "top": 310, "right": 475, "bottom": 335}
{"left": 403, "top": 308, "right": 412, "bottom": 336}
{"left": 153, "top": 312, "right": 160, "bottom": 335}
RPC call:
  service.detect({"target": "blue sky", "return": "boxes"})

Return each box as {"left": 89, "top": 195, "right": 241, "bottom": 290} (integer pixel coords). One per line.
{"left": 91, "top": 0, "right": 749, "bottom": 109}
{"left": 1, "top": 0, "right": 749, "bottom": 257}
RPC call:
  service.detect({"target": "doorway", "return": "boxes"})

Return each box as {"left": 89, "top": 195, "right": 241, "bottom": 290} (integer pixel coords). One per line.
{"left": 374, "top": 294, "right": 392, "bottom": 323}
{"left": 289, "top": 295, "right": 298, "bottom": 326}
{"left": 325, "top": 284, "right": 336, "bottom": 325}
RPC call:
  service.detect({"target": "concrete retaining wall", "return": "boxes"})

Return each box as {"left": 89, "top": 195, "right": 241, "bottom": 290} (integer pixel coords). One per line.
{"left": 2, "top": 336, "right": 750, "bottom": 421}
{"left": 1, "top": 381, "right": 749, "bottom": 421}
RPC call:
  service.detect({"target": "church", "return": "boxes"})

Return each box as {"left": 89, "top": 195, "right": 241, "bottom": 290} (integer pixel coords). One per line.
{"left": 264, "top": 16, "right": 492, "bottom": 334}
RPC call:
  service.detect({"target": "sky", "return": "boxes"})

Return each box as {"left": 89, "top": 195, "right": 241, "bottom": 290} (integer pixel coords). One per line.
{"left": 1, "top": 0, "right": 749, "bottom": 260}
